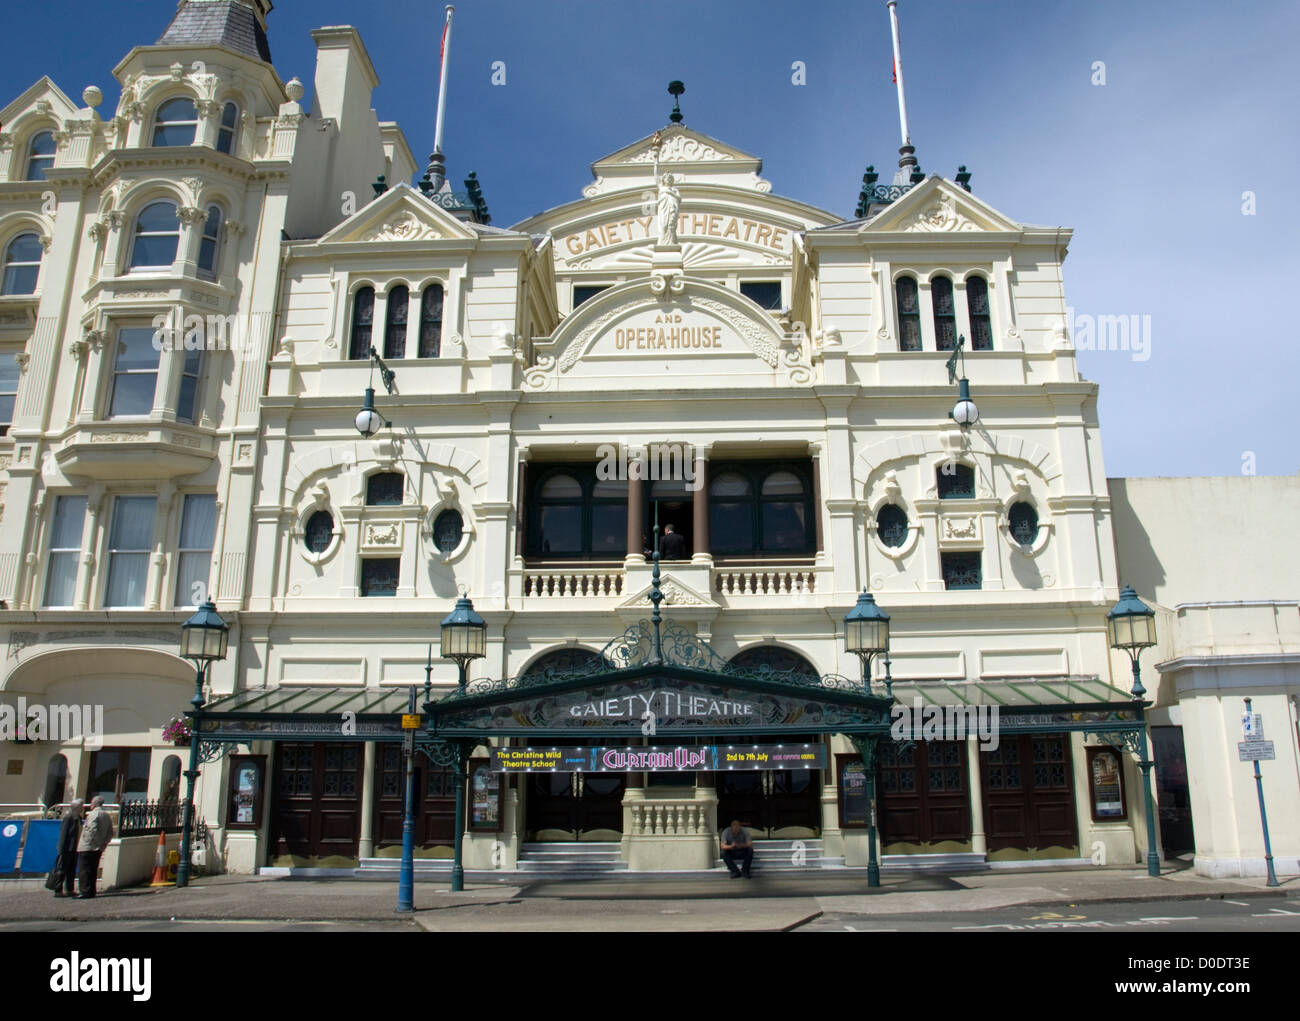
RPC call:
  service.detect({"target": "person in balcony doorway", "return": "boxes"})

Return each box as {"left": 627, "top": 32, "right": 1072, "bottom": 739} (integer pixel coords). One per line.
{"left": 660, "top": 523, "right": 687, "bottom": 560}
{"left": 76, "top": 795, "right": 114, "bottom": 899}
{"left": 721, "top": 819, "right": 753, "bottom": 878}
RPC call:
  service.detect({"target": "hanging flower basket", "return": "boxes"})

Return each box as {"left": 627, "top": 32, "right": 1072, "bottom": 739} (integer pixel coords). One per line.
{"left": 162, "top": 717, "right": 192, "bottom": 746}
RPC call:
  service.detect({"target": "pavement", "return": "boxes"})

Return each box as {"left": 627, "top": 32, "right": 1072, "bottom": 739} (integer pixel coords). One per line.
{"left": 0, "top": 863, "right": 1295, "bottom": 931}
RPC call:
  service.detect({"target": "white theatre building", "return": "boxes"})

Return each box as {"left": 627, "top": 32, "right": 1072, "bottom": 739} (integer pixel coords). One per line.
{"left": 0, "top": 0, "right": 1295, "bottom": 883}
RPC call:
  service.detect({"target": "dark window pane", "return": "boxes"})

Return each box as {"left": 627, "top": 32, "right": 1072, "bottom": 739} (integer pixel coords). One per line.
{"left": 709, "top": 503, "right": 752, "bottom": 553}
{"left": 932, "top": 276, "right": 956, "bottom": 351}
{"left": 537, "top": 505, "right": 582, "bottom": 554}
{"left": 131, "top": 235, "right": 179, "bottom": 267}
{"left": 349, "top": 287, "right": 375, "bottom": 360}
{"left": 366, "top": 472, "right": 403, "bottom": 506}
{"left": 1009, "top": 501, "right": 1039, "bottom": 545}
{"left": 740, "top": 281, "right": 782, "bottom": 310}
{"left": 941, "top": 552, "right": 982, "bottom": 590}
{"left": 590, "top": 503, "right": 627, "bottom": 553}
{"left": 936, "top": 463, "right": 975, "bottom": 499}
{"left": 896, "top": 276, "right": 921, "bottom": 351}
{"left": 573, "top": 285, "right": 607, "bottom": 307}
{"left": 876, "top": 504, "right": 908, "bottom": 548}
{"left": 967, "top": 276, "right": 993, "bottom": 350}
{"left": 432, "top": 509, "right": 463, "bottom": 553}
{"left": 110, "top": 372, "right": 156, "bottom": 417}
{"left": 761, "top": 502, "right": 807, "bottom": 551}
{"left": 360, "top": 558, "right": 400, "bottom": 597}
{"left": 305, "top": 510, "right": 334, "bottom": 553}
{"left": 419, "top": 285, "right": 443, "bottom": 357}
{"left": 384, "top": 286, "right": 408, "bottom": 359}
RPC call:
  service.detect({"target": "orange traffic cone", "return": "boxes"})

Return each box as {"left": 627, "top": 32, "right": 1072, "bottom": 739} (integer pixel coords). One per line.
{"left": 149, "top": 832, "right": 173, "bottom": 886}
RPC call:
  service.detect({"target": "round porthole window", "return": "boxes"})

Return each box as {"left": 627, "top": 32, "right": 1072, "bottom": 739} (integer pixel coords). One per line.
{"left": 304, "top": 510, "right": 334, "bottom": 553}
{"left": 433, "top": 509, "right": 464, "bottom": 554}
{"left": 1009, "top": 501, "right": 1039, "bottom": 545}
{"left": 876, "top": 504, "right": 909, "bottom": 548}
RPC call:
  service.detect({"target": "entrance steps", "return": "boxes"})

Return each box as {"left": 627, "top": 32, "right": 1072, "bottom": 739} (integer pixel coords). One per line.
{"left": 516, "top": 842, "right": 627, "bottom": 874}
{"left": 746, "top": 839, "right": 841, "bottom": 871}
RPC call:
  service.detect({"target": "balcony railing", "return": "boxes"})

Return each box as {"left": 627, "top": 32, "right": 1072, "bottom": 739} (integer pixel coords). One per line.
{"left": 522, "top": 569, "right": 625, "bottom": 598}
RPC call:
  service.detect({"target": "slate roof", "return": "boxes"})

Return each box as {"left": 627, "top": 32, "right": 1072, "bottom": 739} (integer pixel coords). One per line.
{"left": 156, "top": 1, "right": 272, "bottom": 64}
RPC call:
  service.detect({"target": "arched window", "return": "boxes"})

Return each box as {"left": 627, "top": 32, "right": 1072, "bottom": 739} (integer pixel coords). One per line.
{"left": 348, "top": 287, "right": 374, "bottom": 360}
{"left": 418, "top": 284, "right": 443, "bottom": 357}
{"left": 304, "top": 510, "right": 335, "bottom": 553}
{"left": 2, "top": 233, "right": 42, "bottom": 294}
{"left": 876, "top": 504, "right": 909, "bottom": 548}
{"left": 729, "top": 646, "right": 819, "bottom": 683}
{"left": 708, "top": 463, "right": 814, "bottom": 556}
{"left": 216, "top": 102, "right": 239, "bottom": 155}
{"left": 160, "top": 755, "right": 182, "bottom": 803}
{"left": 366, "top": 471, "right": 404, "bottom": 506}
{"left": 967, "top": 275, "right": 993, "bottom": 350}
{"left": 129, "top": 201, "right": 181, "bottom": 269}
{"left": 152, "top": 97, "right": 199, "bottom": 146}
{"left": 1009, "top": 502, "right": 1039, "bottom": 545}
{"left": 521, "top": 647, "right": 604, "bottom": 681}
{"left": 43, "top": 754, "right": 69, "bottom": 808}
{"left": 25, "top": 131, "right": 56, "bottom": 181}
{"left": 895, "top": 275, "right": 921, "bottom": 351}
{"left": 383, "top": 285, "right": 408, "bottom": 359}
{"left": 590, "top": 478, "right": 627, "bottom": 555}
{"left": 533, "top": 471, "right": 584, "bottom": 555}
{"left": 197, "top": 205, "right": 222, "bottom": 275}
{"left": 432, "top": 508, "right": 464, "bottom": 554}
{"left": 937, "top": 462, "right": 975, "bottom": 499}
{"left": 932, "top": 274, "right": 956, "bottom": 351}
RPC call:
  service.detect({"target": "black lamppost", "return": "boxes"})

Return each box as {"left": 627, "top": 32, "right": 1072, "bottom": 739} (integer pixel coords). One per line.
{"left": 440, "top": 594, "right": 486, "bottom": 892}
{"left": 1106, "top": 585, "right": 1162, "bottom": 878}
{"left": 845, "top": 591, "right": 890, "bottom": 888}
{"left": 176, "top": 599, "right": 229, "bottom": 888}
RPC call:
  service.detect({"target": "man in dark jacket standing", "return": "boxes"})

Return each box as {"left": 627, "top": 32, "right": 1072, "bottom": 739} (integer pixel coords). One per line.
{"left": 660, "top": 523, "right": 687, "bottom": 560}
{"left": 51, "top": 799, "right": 83, "bottom": 897}
{"left": 76, "top": 796, "right": 114, "bottom": 899}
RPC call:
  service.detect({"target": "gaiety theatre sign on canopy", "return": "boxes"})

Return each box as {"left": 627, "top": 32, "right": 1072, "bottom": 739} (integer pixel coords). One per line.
{"left": 562, "top": 212, "right": 792, "bottom": 258}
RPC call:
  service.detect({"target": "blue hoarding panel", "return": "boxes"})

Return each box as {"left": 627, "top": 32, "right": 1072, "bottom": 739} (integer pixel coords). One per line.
{"left": 19, "top": 820, "right": 62, "bottom": 874}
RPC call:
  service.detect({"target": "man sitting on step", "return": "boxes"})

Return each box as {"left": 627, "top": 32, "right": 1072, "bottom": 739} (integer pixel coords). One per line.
{"left": 720, "top": 819, "right": 753, "bottom": 878}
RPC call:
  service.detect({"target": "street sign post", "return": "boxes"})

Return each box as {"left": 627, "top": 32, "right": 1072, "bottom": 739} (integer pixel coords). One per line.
{"left": 1242, "top": 697, "right": 1279, "bottom": 887}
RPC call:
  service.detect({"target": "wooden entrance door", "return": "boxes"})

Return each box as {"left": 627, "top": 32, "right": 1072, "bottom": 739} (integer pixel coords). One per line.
{"left": 715, "top": 740, "right": 822, "bottom": 837}
{"left": 525, "top": 771, "right": 625, "bottom": 839}
{"left": 878, "top": 740, "right": 971, "bottom": 846}
{"left": 981, "top": 734, "right": 1078, "bottom": 853}
{"left": 270, "top": 742, "right": 364, "bottom": 862}
{"left": 372, "top": 743, "right": 457, "bottom": 850}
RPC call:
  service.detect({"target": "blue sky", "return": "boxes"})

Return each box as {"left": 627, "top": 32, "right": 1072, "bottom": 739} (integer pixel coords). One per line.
{"left": 4, "top": 0, "right": 1297, "bottom": 478}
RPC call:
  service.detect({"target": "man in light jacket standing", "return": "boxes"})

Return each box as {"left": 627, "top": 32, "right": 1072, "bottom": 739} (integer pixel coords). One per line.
{"left": 76, "top": 795, "right": 114, "bottom": 899}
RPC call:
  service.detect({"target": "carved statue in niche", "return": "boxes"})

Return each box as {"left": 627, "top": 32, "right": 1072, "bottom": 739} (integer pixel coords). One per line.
{"left": 656, "top": 173, "right": 681, "bottom": 246}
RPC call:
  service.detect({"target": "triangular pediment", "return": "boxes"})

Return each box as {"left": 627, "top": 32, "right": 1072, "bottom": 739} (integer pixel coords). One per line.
{"left": 0, "top": 76, "right": 81, "bottom": 133}
{"left": 862, "top": 176, "right": 1021, "bottom": 234}
{"left": 593, "top": 125, "right": 762, "bottom": 172}
{"left": 317, "top": 183, "right": 478, "bottom": 245}
{"left": 619, "top": 575, "right": 717, "bottom": 610}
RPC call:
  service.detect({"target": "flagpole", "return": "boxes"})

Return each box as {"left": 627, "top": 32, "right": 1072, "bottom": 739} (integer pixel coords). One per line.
{"left": 886, "top": 1, "right": 918, "bottom": 180}
{"left": 427, "top": 4, "right": 455, "bottom": 192}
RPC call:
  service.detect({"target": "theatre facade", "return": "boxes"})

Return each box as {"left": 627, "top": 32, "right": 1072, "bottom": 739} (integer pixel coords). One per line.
{"left": 8, "top": 0, "right": 1269, "bottom": 882}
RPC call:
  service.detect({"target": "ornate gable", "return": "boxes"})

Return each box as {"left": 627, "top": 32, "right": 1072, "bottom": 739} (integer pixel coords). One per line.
{"left": 862, "top": 176, "right": 1020, "bottom": 235}
{"left": 317, "top": 183, "right": 479, "bottom": 245}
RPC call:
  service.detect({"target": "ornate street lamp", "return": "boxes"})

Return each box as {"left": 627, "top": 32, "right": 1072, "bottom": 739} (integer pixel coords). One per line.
{"left": 1107, "top": 584, "right": 1161, "bottom": 878}
{"left": 845, "top": 591, "right": 890, "bottom": 691}
{"left": 844, "top": 591, "right": 891, "bottom": 889}
{"left": 944, "top": 335, "right": 979, "bottom": 429}
{"left": 439, "top": 593, "right": 486, "bottom": 892}
{"left": 176, "top": 599, "right": 229, "bottom": 888}
{"left": 355, "top": 346, "right": 396, "bottom": 437}
{"left": 441, "top": 593, "right": 487, "bottom": 685}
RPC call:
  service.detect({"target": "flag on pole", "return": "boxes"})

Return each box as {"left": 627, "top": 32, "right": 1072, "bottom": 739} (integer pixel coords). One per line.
{"left": 892, "top": 59, "right": 897, "bottom": 84}
{"left": 440, "top": 20, "right": 449, "bottom": 62}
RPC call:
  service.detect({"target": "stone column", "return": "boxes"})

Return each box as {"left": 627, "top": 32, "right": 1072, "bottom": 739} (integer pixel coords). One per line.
{"left": 809, "top": 443, "right": 825, "bottom": 554}
{"left": 626, "top": 447, "right": 645, "bottom": 564}
{"left": 359, "top": 742, "right": 377, "bottom": 859}
{"left": 967, "top": 736, "right": 987, "bottom": 857}
{"left": 691, "top": 443, "right": 711, "bottom": 563}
